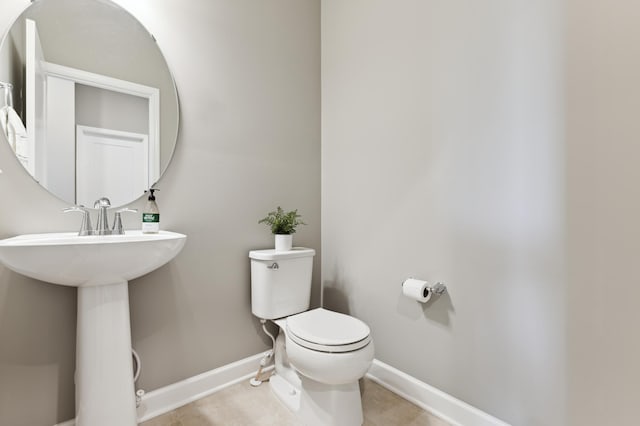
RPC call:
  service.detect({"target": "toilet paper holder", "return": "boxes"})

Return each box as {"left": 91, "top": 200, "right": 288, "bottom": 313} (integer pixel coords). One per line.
{"left": 401, "top": 279, "right": 447, "bottom": 296}
{"left": 428, "top": 282, "right": 447, "bottom": 295}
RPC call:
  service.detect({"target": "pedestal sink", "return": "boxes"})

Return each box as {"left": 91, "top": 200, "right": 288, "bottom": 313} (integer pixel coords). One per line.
{"left": 0, "top": 230, "right": 186, "bottom": 426}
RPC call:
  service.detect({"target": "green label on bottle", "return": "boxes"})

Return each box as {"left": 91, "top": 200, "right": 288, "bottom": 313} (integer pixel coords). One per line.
{"left": 142, "top": 213, "right": 160, "bottom": 223}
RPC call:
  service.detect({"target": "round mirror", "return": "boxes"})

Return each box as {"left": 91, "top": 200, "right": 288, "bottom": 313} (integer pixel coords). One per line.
{"left": 0, "top": 0, "right": 179, "bottom": 208}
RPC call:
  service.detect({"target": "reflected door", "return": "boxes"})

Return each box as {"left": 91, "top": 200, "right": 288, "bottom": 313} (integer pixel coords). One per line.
{"left": 76, "top": 125, "right": 149, "bottom": 207}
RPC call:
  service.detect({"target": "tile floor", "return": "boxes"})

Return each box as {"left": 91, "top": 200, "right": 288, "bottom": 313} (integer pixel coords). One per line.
{"left": 141, "top": 377, "right": 451, "bottom": 426}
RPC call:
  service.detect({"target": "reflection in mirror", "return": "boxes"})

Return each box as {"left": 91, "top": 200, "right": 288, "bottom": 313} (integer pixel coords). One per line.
{"left": 0, "top": 0, "right": 179, "bottom": 208}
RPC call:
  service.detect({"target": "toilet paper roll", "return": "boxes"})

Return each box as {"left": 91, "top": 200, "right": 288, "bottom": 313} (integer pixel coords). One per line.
{"left": 402, "top": 278, "right": 432, "bottom": 303}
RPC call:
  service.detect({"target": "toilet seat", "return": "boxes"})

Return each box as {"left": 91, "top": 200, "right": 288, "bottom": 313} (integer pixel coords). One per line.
{"left": 286, "top": 308, "right": 371, "bottom": 353}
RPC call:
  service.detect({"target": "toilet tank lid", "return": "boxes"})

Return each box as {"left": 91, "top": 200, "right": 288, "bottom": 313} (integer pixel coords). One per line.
{"left": 249, "top": 247, "right": 315, "bottom": 261}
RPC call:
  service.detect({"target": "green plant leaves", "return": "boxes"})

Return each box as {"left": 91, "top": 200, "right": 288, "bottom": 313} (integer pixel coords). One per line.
{"left": 258, "top": 206, "right": 306, "bottom": 235}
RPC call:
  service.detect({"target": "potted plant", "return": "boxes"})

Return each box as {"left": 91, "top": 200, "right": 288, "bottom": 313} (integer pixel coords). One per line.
{"left": 259, "top": 206, "right": 306, "bottom": 252}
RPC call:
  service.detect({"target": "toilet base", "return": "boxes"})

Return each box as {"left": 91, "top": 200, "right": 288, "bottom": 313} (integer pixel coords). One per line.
{"left": 299, "top": 375, "right": 363, "bottom": 426}
{"left": 270, "top": 373, "right": 364, "bottom": 426}
{"left": 269, "top": 330, "right": 364, "bottom": 425}
{"left": 270, "top": 373, "right": 301, "bottom": 412}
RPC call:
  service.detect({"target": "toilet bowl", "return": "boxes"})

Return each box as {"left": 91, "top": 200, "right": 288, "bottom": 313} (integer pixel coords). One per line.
{"left": 249, "top": 248, "right": 374, "bottom": 426}
{"left": 285, "top": 308, "right": 373, "bottom": 385}
{"left": 272, "top": 308, "right": 374, "bottom": 426}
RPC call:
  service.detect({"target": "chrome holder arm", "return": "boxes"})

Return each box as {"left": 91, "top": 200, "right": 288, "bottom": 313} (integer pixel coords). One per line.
{"left": 431, "top": 282, "right": 447, "bottom": 295}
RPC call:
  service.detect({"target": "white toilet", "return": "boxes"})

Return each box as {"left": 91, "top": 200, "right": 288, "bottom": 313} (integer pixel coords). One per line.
{"left": 250, "top": 247, "right": 374, "bottom": 426}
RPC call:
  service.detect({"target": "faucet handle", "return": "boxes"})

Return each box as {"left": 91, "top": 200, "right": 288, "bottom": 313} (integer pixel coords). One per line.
{"left": 63, "top": 205, "right": 94, "bottom": 236}
{"left": 111, "top": 208, "right": 138, "bottom": 235}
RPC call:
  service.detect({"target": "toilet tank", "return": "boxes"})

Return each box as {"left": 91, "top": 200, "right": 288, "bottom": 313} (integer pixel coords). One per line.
{"left": 249, "top": 247, "right": 315, "bottom": 320}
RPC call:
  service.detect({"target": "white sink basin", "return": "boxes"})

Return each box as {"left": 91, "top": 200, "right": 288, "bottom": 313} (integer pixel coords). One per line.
{"left": 0, "top": 230, "right": 186, "bottom": 426}
{"left": 0, "top": 230, "right": 186, "bottom": 286}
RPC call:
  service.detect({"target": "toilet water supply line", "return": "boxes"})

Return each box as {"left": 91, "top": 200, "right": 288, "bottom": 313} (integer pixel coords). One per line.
{"left": 132, "top": 348, "right": 146, "bottom": 407}
{"left": 250, "top": 319, "right": 276, "bottom": 387}
{"left": 132, "top": 348, "right": 141, "bottom": 382}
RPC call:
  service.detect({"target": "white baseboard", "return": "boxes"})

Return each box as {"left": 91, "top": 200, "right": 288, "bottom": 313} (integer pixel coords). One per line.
{"left": 137, "top": 352, "right": 272, "bottom": 422}
{"left": 55, "top": 352, "right": 271, "bottom": 426}
{"left": 57, "top": 355, "right": 509, "bottom": 426}
{"left": 366, "top": 359, "right": 511, "bottom": 426}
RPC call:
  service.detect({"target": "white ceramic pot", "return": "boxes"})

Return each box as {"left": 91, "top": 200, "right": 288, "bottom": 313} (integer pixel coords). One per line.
{"left": 275, "top": 234, "right": 293, "bottom": 252}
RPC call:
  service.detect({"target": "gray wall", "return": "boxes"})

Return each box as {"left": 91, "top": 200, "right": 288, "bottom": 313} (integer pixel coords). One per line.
{"left": 566, "top": 1, "right": 640, "bottom": 424}
{"left": 0, "top": 0, "right": 320, "bottom": 425}
{"left": 322, "top": 1, "right": 640, "bottom": 425}
{"left": 322, "top": 1, "right": 566, "bottom": 425}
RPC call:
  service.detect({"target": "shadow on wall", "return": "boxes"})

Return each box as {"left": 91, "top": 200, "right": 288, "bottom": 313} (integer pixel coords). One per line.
{"left": 129, "top": 262, "right": 186, "bottom": 344}
{"left": 0, "top": 268, "right": 76, "bottom": 425}
{"left": 323, "top": 284, "right": 352, "bottom": 315}
{"left": 322, "top": 264, "right": 353, "bottom": 315}
{"left": 396, "top": 289, "right": 455, "bottom": 327}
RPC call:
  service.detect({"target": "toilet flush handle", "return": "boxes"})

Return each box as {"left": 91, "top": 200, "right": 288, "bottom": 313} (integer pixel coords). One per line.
{"left": 267, "top": 262, "right": 279, "bottom": 270}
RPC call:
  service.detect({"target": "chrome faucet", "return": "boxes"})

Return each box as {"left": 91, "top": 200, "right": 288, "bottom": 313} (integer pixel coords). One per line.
{"left": 94, "top": 197, "right": 112, "bottom": 235}
{"left": 63, "top": 206, "right": 94, "bottom": 236}
{"left": 64, "top": 198, "right": 138, "bottom": 236}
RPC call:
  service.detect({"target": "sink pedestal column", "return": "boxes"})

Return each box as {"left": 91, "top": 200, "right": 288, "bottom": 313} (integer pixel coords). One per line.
{"left": 0, "top": 230, "right": 187, "bottom": 425}
{"left": 75, "top": 281, "right": 137, "bottom": 426}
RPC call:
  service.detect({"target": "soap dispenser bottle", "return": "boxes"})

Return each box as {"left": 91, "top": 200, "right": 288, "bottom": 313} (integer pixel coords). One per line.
{"left": 142, "top": 188, "right": 160, "bottom": 233}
